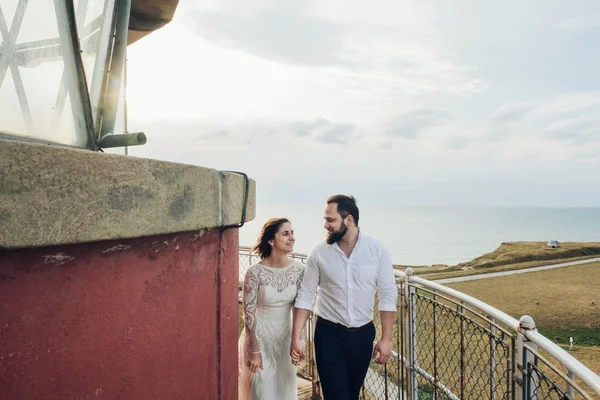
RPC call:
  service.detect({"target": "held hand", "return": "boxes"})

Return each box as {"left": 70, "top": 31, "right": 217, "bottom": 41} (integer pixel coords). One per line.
{"left": 372, "top": 338, "right": 391, "bottom": 364}
{"left": 247, "top": 353, "right": 264, "bottom": 373}
{"left": 290, "top": 339, "right": 306, "bottom": 366}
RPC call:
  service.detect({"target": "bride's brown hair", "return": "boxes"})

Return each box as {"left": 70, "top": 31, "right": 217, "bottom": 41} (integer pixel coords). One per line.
{"left": 251, "top": 217, "right": 290, "bottom": 259}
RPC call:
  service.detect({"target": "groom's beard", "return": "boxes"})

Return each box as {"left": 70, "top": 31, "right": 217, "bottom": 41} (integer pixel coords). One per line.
{"left": 326, "top": 223, "right": 348, "bottom": 244}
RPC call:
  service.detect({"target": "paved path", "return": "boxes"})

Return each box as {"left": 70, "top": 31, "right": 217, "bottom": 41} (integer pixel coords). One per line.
{"left": 433, "top": 257, "right": 600, "bottom": 284}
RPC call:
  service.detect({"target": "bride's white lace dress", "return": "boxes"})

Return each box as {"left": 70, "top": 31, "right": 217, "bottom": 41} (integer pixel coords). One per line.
{"left": 238, "top": 261, "right": 305, "bottom": 400}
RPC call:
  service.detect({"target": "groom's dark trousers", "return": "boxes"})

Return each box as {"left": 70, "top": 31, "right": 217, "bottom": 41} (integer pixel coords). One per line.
{"left": 314, "top": 316, "right": 376, "bottom": 400}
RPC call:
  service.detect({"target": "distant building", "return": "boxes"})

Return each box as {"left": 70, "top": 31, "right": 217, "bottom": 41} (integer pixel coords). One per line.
{"left": 547, "top": 240, "right": 560, "bottom": 248}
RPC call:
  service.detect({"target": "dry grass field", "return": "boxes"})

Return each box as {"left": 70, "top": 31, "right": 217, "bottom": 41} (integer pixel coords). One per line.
{"left": 446, "top": 262, "right": 600, "bottom": 333}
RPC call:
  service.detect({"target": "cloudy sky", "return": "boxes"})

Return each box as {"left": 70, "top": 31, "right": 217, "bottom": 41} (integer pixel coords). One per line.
{"left": 125, "top": 0, "right": 600, "bottom": 207}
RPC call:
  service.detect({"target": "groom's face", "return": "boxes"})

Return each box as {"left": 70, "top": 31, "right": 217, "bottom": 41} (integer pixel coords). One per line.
{"left": 324, "top": 203, "right": 348, "bottom": 244}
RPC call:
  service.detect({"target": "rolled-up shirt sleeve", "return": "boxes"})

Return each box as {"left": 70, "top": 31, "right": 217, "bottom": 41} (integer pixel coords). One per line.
{"left": 294, "top": 252, "right": 319, "bottom": 311}
{"left": 377, "top": 245, "right": 398, "bottom": 312}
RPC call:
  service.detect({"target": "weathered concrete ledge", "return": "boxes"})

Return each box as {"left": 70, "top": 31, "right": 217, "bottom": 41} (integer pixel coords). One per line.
{"left": 0, "top": 138, "right": 256, "bottom": 249}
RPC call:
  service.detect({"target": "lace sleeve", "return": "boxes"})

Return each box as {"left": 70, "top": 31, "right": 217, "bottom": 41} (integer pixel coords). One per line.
{"left": 243, "top": 266, "right": 261, "bottom": 354}
{"left": 296, "top": 265, "right": 308, "bottom": 344}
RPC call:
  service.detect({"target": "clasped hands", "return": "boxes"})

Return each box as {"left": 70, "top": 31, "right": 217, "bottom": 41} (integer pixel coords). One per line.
{"left": 288, "top": 338, "right": 392, "bottom": 365}
{"left": 289, "top": 338, "right": 306, "bottom": 366}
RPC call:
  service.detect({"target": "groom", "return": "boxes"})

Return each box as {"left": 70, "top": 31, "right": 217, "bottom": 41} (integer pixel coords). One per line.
{"left": 291, "top": 194, "right": 398, "bottom": 399}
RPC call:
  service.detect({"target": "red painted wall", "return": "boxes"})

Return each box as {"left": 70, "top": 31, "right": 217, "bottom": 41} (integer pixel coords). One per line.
{"left": 0, "top": 228, "right": 239, "bottom": 400}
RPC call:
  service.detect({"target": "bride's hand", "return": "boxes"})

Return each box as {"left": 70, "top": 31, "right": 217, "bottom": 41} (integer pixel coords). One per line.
{"left": 247, "top": 353, "right": 263, "bottom": 373}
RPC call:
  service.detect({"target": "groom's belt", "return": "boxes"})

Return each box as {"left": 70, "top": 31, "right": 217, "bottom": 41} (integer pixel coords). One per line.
{"left": 316, "top": 316, "right": 373, "bottom": 332}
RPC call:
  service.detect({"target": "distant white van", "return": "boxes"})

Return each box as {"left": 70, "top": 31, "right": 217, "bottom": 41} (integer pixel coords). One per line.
{"left": 547, "top": 240, "right": 560, "bottom": 248}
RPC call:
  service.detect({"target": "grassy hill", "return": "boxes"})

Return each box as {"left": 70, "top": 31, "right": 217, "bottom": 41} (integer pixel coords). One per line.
{"left": 454, "top": 241, "right": 600, "bottom": 270}
{"left": 397, "top": 241, "right": 600, "bottom": 279}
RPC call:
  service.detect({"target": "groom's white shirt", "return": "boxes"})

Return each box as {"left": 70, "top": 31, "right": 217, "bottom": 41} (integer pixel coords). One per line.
{"left": 295, "top": 232, "right": 398, "bottom": 328}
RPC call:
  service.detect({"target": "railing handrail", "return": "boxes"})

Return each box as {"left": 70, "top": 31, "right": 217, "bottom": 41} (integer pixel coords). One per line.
{"left": 396, "top": 270, "right": 520, "bottom": 329}
{"left": 395, "top": 269, "right": 600, "bottom": 395}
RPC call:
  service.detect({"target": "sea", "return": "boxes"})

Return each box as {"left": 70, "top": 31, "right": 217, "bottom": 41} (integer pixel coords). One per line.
{"left": 239, "top": 205, "right": 600, "bottom": 266}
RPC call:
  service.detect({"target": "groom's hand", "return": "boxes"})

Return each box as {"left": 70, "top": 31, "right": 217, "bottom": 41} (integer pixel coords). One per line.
{"left": 290, "top": 338, "right": 305, "bottom": 365}
{"left": 372, "top": 338, "right": 391, "bottom": 364}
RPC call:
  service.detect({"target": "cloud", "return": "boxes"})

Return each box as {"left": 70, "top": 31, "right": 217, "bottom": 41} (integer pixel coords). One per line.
{"left": 558, "top": 16, "right": 600, "bottom": 31}
{"left": 444, "top": 93, "right": 600, "bottom": 152}
{"left": 183, "top": 4, "right": 347, "bottom": 67}
{"left": 443, "top": 130, "right": 508, "bottom": 150}
{"left": 290, "top": 118, "right": 329, "bottom": 137}
{"left": 180, "top": 1, "right": 486, "bottom": 96}
{"left": 534, "top": 92, "right": 600, "bottom": 118}
{"left": 384, "top": 109, "right": 451, "bottom": 139}
{"left": 545, "top": 117, "right": 600, "bottom": 144}
{"left": 488, "top": 93, "right": 600, "bottom": 124}
{"left": 289, "top": 117, "right": 358, "bottom": 145}
{"left": 133, "top": 116, "right": 359, "bottom": 151}
{"left": 379, "top": 141, "right": 393, "bottom": 150}
{"left": 488, "top": 102, "right": 535, "bottom": 122}
{"left": 444, "top": 135, "right": 472, "bottom": 149}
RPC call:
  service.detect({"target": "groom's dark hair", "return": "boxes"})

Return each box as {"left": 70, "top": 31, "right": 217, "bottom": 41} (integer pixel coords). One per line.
{"left": 251, "top": 217, "right": 290, "bottom": 259}
{"left": 327, "top": 194, "right": 359, "bottom": 226}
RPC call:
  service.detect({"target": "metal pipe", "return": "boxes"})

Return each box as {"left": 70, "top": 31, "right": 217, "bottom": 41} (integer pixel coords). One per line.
{"left": 567, "top": 370, "right": 575, "bottom": 399}
{"left": 459, "top": 302, "right": 465, "bottom": 400}
{"left": 99, "top": 0, "right": 132, "bottom": 138}
{"left": 433, "top": 293, "right": 438, "bottom": 400}
{"left": 54, "top": 0, "right": 97, "bottom": 149}
{"left": 124, "top": 44, "right": 128, "bottom": 155}
{"left": 89, "top": 0, "right": 118, "bottom": 129}
{"left": 405, "top": 269, "right": 419, "bottom": 400}
{"left": 413, "top": 365, "right": 460, "bottom": 400}
{"left": 399, "top": 284, "right": 405, "bottom": 400}
{"left": 489, "top": 315, "right": 497, "bottom": 400}
{"left": 390, "top": 350, "right": 459, "bottom": 400}
{"left": 98, "top": 132, "right": 146, "bottom": 147}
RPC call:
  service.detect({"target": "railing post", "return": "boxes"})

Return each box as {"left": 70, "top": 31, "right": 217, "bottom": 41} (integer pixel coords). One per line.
{"left": 459, "top": 301, "right": 465, "bottom": 400}
{"left": 309, "top": 313, "right": 322, "bottom": 400}
{"left": 566, "top": 370, "right": 575, "bottom": 399}
{"left": 404, "top": 268, "right": 419, "bottom": 400}
{"left": 517, "top": 315, "right": 538, "bottom": 400}
{"left": 399, "top": 282, "right": 405, "bottom": 400}
{"left": 489, "top": 315, "right": 497, "bottom": 400}
{"left": 433, "top": 292, "right": 438, "bottom": 400}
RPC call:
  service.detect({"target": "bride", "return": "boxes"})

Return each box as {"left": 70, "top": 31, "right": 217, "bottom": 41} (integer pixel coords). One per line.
{"left": 238, "top": 218, "right": 305, "bottom": 400}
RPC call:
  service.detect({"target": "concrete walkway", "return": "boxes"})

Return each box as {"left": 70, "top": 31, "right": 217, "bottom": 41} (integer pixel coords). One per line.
{"left": 433, "top": 257, "right": 600, "bottom": 284}
{"left": 363, "top": 367, "right": 403, "bottom": 399}
{"left": 298, "top": 369, "right": 404, "bottom": 400}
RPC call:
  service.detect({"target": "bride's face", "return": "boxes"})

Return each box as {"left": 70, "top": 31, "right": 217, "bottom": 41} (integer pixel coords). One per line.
{"left": 270, "top": 222, "right": 295, "bottom": 254}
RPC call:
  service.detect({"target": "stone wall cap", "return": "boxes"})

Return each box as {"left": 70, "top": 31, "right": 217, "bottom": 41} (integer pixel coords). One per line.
{"left": 0, "top": 139, "right": 256, "bottom": 249}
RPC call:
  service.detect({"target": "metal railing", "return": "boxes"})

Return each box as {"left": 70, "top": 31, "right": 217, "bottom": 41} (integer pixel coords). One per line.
{"left": 238, "top": 245, "right": 308, "bottom": 283}
{"left": 361, "top": 269, "right": 600, "bottom": 400}
{"left": 237, "top": 248, "right": 600, "bottom": 399}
